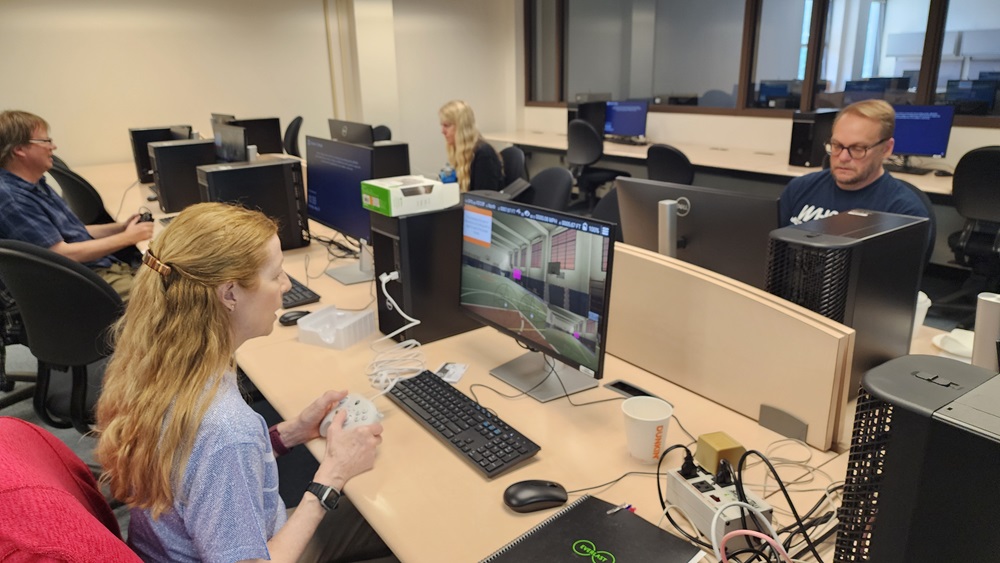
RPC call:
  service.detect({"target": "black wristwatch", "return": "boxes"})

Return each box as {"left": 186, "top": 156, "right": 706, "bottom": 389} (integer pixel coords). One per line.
{"left": 306, "top": 482, "right": 341, "bottom": 511}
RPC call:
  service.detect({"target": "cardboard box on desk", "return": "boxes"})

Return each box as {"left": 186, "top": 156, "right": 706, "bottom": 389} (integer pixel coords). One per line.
{"left": 361, "top": 175, "right": 459, "bottom": 217}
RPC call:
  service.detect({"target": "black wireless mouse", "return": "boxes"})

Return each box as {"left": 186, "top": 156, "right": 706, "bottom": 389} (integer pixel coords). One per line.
{"left": 503, "top": 480, "right": 568, "bottom": 513}
{"left": 279, "top": 310, "right": 311, "bottom": 326}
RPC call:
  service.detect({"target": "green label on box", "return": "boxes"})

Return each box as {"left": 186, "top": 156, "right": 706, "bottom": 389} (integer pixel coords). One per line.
{"left": 361, "top": 182, "right": 392, "bottom": 215}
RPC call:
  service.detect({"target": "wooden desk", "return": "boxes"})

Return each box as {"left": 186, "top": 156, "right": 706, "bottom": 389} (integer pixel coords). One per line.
{"left": 484, "top": 130, "right": 954, "bottom": 197}
{"left": 76, "top": 161, "right": 940, "bottom": 562}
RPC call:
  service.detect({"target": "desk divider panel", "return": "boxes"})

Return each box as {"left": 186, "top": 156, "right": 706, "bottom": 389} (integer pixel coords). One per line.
{"left": 606, "top": 244, "right": 854, "bottom": 451}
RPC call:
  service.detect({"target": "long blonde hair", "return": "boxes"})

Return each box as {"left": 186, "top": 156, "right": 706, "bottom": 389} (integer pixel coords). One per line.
{"left": 95, "top": 202, "right": 277, "bottom": 517}
{"left": 440, "top": 100, "right": 483, "bottom": 191}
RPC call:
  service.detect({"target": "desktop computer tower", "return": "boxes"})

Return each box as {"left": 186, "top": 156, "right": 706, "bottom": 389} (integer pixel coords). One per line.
{"left": 197, "top": 158, "right": 310, "bottom": 251}
{"left": 765, "top": 211, "right": 928, "bottom": 397}
{"left": 149, "top": 139, "right": 216, "bottom": 213}
{"left": 370, "top": 206, "right": 481, "bottom": 344}
{"left": 835, "top": 355, "right": 1000, "bottom": 562}
{"left": 788, "top": 109, "right": 838, "bottom": 167}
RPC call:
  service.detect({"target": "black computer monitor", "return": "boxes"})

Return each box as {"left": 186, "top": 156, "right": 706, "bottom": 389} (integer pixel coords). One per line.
{"left": 892, "top": 104, "right": 954, "bottom": 159}
{"left": 945, "top": 79, "right": 999, "bottom": 112}
{"left": 230, "top": 117, "right": 283, "bottom": 154}
{"left": 616, "top": 177, "right": 780, "bottom": 289}
{"left": 865, "top": 76, "right": 911, "bottom": 91}
{"left": 211, "top": 122, "right": 248, "bottom": 162}
{"left": 843, "top": 80, "right": 886, "bottom": 104}
{"left": 129, "top": 125, "right": 192, "bottom": 183}
{"left": 328, "top": 119, "right": 375, "bottom": 146}
{"left": 603, "top": 100, "right": 648, "bottom": 138}
{"left": 576, "top": 102, "right": 607, "bottom": 138}
{"left": 979, "top": 71, "right": 1000, "bottom": 80}
{"left": 460, "top": 192, "right": 616, "bottom": 402}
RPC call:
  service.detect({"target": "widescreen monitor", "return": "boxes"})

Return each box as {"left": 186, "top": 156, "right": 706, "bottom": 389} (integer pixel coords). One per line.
{"left": 230, "top": 117, "right": 283, "bottom": 154}
{"left": 211, "top": 122, "right": 248, "bottom": 162}
{"left": 979, "top": 71, "right": 1000, "bottom": 80}
{"left": 460, "top": 192, "right": 616, "bottom": 402}
{"left": 129, "top": 125, "right": 192, "bottom": 183}
{"left": 328, "top": 119, "right": 375, "bottom": 146}
{"left": 616, "top": 177, "right": 779, "bottom": 289}
{"left": 945, "top": 79, "right": 999, "bottom": 110}
{"left": 892, "top": 105, "right": 954, "bottom": 158}
{"left": 603, "top": 100, "right": 648, "bottom": 138}
{"left": 843, "top": 80, "right": 886, "bottom": 104}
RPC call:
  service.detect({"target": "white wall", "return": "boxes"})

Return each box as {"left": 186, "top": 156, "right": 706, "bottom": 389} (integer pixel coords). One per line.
{"left": 0, "top": 0, "right": 336, "bottom": 167}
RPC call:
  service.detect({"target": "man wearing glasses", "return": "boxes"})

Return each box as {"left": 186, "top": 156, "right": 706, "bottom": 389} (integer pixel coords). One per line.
{"left": 0, "top": 110, "right": 153, "bottom": 299}
{"left": 779, "top": 99, "right": 929, "bottom": 226}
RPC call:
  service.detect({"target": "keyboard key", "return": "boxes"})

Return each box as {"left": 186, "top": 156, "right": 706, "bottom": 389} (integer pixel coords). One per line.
{"left": 282, "top": 275, "right": 320, "bottom": 309}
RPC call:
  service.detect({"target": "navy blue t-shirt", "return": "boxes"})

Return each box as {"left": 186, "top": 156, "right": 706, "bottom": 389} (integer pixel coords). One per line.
{"left": 779, "top": 170, "right": 929, "bottom": 227}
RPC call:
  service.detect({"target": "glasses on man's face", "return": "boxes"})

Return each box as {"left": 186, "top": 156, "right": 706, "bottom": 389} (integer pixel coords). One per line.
{"left": 28, "top": 138, "right": 54, "bottom": 147}
{"left": 825, "top": 138, "right": 889, "bottom": 159}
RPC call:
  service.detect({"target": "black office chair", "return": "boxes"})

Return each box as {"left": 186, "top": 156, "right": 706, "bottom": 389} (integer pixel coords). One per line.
{"left": 647, "top": 144, "right": 695, "bottom": 185}
{"left": 500, "top": 146, "right": 528, "bottom": 186}
{"left": 283, "top": 116, "right": 303, "bottom": 157}
{"left": 372, "top": 125, "right": 392, "bottom": 142}
{"left": 0, "top": 285, "right": 34, "bottom": 409}
{"left": 700, "top": 89, "right": 735, "bottom": 108}
{"left": 567, "top": 119, "right": 630, "bottom": 212}
{"left": 935, "top": 146, "right": 1000, "bottom": 317}
{"left": 526, "top": 167, "right": 574, "bottom": 212}
{"left": 46, "top": 166, "right": 115, "bottom": 225}
{"left": 589, "top": 186, "right": 624, "bottom": 242}
{"left": 0, "top": 240, "right": 123, "bottom": 434}
{"left": 50, "top": 154, "right": 70, "bottom": 172}
{"left": 899, "top": 179, "right": 936, "bottom": 268}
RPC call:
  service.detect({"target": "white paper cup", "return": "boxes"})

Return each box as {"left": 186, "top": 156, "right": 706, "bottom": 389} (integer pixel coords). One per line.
{"left": 912, "top": 291, "right": 931, "bottom": 342}
{"left": 622, "top": 396, "right": 673, "bottom": 464}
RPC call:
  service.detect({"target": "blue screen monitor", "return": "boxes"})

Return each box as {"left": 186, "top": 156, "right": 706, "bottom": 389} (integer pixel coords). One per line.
{"left": 759, "top": 81, "right": 790, "bottom": 102}
{"left": 604, "top": 100, "right": 648, "bottom": 138}
{"left": 843, "top": 80, "right": 886, "bottom": 104}
{"left": 945, "top": 80, "right": 998, "bottom": 110}
{"left": 892, "top": 105, "right": 954, "bottom": 158}
{"left": 460, "top": 193, "right": 616, "bottom": 402}
{"left": 979, "top": 71, "right": 1000, "bottom": 80}
{"left": 305, "top": 136, "right": 374, "bottom": 242}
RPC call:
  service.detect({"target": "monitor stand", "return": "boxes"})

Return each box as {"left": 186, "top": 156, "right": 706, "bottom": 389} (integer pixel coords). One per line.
{"left": 325, "top": 240, "right": 375, "bottom": 285}
{"left": 883, "top": 155, "right": 933, "bottom": 175}
{"left": 490, "top": 352, "right": 598, "bottom": 403}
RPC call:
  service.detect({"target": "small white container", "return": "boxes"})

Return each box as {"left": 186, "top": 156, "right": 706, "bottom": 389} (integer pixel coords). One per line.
{"left": 297, "top": 306, "right": 375, "bottom": 350}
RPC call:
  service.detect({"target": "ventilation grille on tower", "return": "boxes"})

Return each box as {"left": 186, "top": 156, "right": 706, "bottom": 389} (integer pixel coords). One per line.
{"left": 765, "top": 239, "right": 852, "bottom": 323}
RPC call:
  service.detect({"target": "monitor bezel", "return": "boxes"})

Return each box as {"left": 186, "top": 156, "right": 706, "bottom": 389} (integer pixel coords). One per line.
{"left": 328, "top": 118, "right": 376, "bottom": 146}
{"left": 460, "top": 192, "right": 617, "bottom": 382}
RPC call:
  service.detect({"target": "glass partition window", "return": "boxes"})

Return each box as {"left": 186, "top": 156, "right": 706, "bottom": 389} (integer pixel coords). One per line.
{"left": 752, "top": 0, "right": 814, "bottom": 109}
{"left": 933, "top": 0, "right": 1000, "bottom": 116}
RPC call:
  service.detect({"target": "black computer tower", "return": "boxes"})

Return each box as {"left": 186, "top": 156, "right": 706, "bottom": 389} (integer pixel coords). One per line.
{"left": 149, "top": 139, "right": 216, "bottom": 213}
{"left": 370, "top": 206, "right": 481, "bottom": 344}
{"left": 788, "top": 109, "right": 838, "bottom": 167}
{"left": 197, "top": 158, "right": 310, "bottom": 251}
{"left": 765, "top": 211, "right": 928, "bottom": 397}
{"left": 836, "top": 355, "right": 1000, "bottom": 562}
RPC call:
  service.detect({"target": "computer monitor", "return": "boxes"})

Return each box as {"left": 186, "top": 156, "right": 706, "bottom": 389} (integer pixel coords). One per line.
{"left": 328, "top": 119, "right": 375, "bottom": 146}
{"left": 460, "top": 192, "right": 616, "bottom": 402}
{"left": 979, "top": 71, "right": 1000, "bottom": 80}
{"left": 129, "top": 125, "right": 192, "bottom": 183}
{"left": 865, "top": 76, "right": 911, "bottom": 91}
{"left": 211, "top": 122, "right": 248, "bottom": 163}
{"left": 843, "top": 80, "right": 886, "bottom": 104}
{"left": 758, "top": 81, "right": 790, "bottom": 107}
{"left": 576, "top": 102, "right": 607, "bottom": 138}
{"left": 945, "top": 79, "right": 999, "bottom": 112}
{"left": 890, "top": 105, "right": 955, "bottom": 174}
{"left": 230, "top": 117, "right": 283, "bottom": 154}
{"left": 603, "top": 100, "right": 648, "bottom": 138}
{"left": 305, "top": 136, "right": 410, "bottom": 283}
{"left": 616, "top": 177, "right": 780, "bottom": 289}
{"left": 210, "top": 113, "right": 236, "bottom": 125}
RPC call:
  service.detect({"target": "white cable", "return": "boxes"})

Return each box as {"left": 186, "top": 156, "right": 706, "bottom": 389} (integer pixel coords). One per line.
{"left": 710, "top": 500, "right": 783, "bottom": 562}
{"left": 363, "top": 271, "right": 425, "bottom": 397}
{"left": 374, "top": 271, "right": 420, "bottom": 343}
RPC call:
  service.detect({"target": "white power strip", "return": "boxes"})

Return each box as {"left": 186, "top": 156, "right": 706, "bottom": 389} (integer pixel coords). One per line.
{"left": 665, "top": 466, "right": 773, "bottom": 541}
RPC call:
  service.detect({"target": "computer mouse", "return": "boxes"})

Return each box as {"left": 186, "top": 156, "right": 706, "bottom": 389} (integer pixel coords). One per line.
{"left": 934, "top": 170, "right": 953, "bottom": 177}
{"left": 503, "top": 480, "right": 568, "bottom": 513}
{"left": 278, "top": 310, "right": 311, "bottom": 326}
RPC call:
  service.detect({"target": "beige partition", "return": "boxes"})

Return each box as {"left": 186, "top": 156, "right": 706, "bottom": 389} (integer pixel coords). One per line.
{"left": 607, "top": 244, "right": 854, "bottom": 450}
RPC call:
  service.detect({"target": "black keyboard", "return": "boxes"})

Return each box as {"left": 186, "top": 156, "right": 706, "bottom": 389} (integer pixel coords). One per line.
{"left": 282, "top": 275, "right": 320, "bottom": 309}
{"left": 387, "top": 371, "right": 540, "bottom": 478}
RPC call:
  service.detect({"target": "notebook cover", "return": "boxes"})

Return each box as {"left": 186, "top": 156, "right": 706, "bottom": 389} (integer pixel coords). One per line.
{"left": 480, "top": 495, "right": 705, "bottom": 562}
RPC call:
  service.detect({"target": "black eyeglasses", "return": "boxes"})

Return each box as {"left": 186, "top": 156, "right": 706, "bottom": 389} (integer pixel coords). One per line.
{"left": 825, "top": 138, "right": 889, "bottom": 159}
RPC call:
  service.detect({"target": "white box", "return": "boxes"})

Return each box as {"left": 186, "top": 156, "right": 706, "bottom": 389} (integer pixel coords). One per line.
{"left": 361, "top": 175, "right": 459, "bottom": 217}
{"left": 297, "top": 306, "right": 375, "bottom": 350}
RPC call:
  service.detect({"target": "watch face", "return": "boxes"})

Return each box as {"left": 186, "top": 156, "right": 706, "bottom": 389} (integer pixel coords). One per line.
{"left": 309, "top": 482, "right": 340, "bottom": 511}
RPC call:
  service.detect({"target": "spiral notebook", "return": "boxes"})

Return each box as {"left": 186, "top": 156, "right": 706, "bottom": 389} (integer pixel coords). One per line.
{"left": 480, "top": 495, "right": 705, "bottom": 562}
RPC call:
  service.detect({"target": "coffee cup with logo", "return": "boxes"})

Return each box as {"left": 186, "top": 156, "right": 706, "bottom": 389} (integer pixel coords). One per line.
{"left": 621, "top": 396, "right": 673, "bottom": 464}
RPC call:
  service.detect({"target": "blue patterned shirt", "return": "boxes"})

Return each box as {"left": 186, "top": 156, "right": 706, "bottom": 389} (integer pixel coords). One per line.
{"left": 0, "top": 168, "right": 113, "bottom": 268}
{"left": 127, "top": 372, "right": 287, "bottom": 562}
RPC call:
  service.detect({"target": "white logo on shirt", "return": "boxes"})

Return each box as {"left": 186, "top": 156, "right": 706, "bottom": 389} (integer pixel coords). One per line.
{"left": 790, "top": 205, "right": 839, "bottom": 225}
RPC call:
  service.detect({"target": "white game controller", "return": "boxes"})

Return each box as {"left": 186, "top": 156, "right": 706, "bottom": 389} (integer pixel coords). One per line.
{"left": 319, "top": 394, "right": 383, "bottom": 437}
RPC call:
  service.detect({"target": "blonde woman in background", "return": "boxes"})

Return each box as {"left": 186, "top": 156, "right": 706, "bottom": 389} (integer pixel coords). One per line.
{"left": 95, "top": 202, "right": 393, "bottom": 563}
{"left": 439, "top": 100, "right": 504, "bottom": 192}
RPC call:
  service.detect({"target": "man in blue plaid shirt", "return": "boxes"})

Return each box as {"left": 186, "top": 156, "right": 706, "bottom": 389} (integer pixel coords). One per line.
{"left": 0, "top": 110, "right": 153, "bottom": 300}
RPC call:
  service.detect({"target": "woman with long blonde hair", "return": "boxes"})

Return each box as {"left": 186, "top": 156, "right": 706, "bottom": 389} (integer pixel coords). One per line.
{"left": 439, "top": 99, "right": 504, "bottom": 192}
{"left": 95, "top": 202, "right": 389, "bottom": 562}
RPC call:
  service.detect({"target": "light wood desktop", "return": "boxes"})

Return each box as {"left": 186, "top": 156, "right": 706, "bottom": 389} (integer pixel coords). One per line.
{"left": 73, "top": 161, "right": 946, "bottom": 562}
{"left": 484, "top": 130, "right": 954, "bottom": 197}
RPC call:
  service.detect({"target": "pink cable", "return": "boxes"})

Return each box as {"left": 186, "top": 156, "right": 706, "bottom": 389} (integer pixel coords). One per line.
{"left": 719, "top": 529, "right": 793, "bottom": 563}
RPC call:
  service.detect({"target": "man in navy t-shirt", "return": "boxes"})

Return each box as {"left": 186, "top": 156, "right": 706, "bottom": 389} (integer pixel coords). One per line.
{"left": 780, "top": 100, "right": 929, "bottom": 227}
